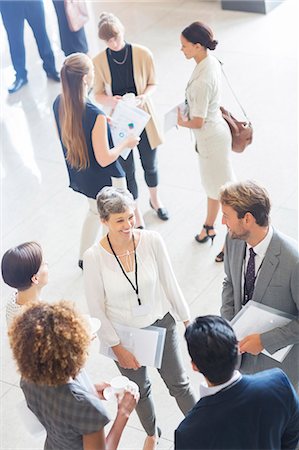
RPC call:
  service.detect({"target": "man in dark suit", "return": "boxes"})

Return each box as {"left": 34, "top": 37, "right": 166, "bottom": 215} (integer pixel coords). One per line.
{"left": 175, "top": 315, "right": 299, "bottom": 450}
{"left": 220, "top": 180, "right": 299, "bottom": 392}
{"left": 1, "top": 0, "right": 60, "bottom": 93}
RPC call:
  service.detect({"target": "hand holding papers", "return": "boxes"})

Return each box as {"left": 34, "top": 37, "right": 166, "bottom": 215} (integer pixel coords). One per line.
{"left": 164, "top": 102, "right": 188, "bottom": 133}
{"left": 100, "top": 323, "right": 166, "bottom": 368}
{"left": 110, "top": 99, "right": 150, "bottom": 160}
{"left": 231, "top": 301, "right": 295, "bottom": 362}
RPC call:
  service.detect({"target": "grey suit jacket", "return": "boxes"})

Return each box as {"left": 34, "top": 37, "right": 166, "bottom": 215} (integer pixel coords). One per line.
{"left": 221, "top": 229, "right": 299, "bottom": 391}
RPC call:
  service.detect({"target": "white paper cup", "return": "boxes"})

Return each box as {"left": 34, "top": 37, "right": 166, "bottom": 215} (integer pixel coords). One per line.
{"left": 126, "top": 380, "right": 139, "bottom": 395}
{"left": 110, "top": 376, "right": 130, "bottom": 393}
{"left": 103, "top": 376, "right": 139, "bottom": 400}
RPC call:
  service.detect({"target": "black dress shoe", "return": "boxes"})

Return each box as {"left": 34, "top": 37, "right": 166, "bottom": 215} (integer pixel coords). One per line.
{"left": 78, "top": 260, "right": 83, "bottom": 270}
{"left": 8, "top": 77, "right": 28, "bottom": 94}
{"left": 46, "top": 71, "right": 60, "bottom": 82}
{"left": 149, "top": 200, "right": 169, "bottom": 221}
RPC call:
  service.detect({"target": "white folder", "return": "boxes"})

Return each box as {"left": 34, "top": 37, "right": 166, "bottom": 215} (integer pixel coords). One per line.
{"left": 231, "top": 300, "right": 295, "bottom": 362}
{"left": 100, "top": 323, "right": 166, "bottom": 368}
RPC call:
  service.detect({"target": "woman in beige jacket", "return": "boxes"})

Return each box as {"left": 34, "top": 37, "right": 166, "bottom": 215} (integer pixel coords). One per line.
{"left": 93, "top": 12, "right": 169, "bottom": 228}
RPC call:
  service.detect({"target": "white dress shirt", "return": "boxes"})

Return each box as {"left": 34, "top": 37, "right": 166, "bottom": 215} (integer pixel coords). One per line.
{"left": 199, "top": 370, "right": 242, "bottom": 399}
{"left": 242, "top": 226, "right": 274, "bottom": 300}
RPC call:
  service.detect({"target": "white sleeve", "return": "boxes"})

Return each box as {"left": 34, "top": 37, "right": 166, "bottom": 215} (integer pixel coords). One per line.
{"left": 151, "top": 233, "right": 190, "bottom": 322}
{"left": 83, "top": 248, "right": 120, "bottom": 347}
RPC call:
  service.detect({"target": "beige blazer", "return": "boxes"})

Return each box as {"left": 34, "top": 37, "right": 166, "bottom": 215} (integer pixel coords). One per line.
{"left": 93, "top": 44, "right": 163, "bottom": 149}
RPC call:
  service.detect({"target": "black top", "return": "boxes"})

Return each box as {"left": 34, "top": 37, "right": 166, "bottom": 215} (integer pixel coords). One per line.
{"left": 106, "top": 43, "right": 137, "bottom": 96}
{"left": 53, "top": 95, "right": 124, "bottom": 199}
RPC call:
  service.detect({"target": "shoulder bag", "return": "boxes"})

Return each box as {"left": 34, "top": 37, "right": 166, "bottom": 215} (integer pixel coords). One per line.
{"left": 220, "top": 61, "right": 253, "bottom": 153}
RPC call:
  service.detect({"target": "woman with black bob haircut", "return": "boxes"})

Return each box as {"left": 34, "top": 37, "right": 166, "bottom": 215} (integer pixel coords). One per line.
{"left": 178, "top": 21, "right": 236, "bottom": 262}
{"left": 1, "top": 241, "right": 48, "bottom": 326}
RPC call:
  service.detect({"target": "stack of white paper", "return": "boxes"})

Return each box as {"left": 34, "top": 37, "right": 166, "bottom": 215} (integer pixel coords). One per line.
{"left": 231, "top": 301, "right": 295, "bottom": 362}
{"left": 100, "top": 323, "right": 166, "bottom": 368}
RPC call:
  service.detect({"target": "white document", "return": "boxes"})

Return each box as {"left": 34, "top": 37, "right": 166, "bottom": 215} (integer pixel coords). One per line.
{"left": 100, "top": 323, "right": 166, "bottom": 368}
{"left": 110, "top": 101, "right": 150, "bottom": 160}
{"left": 164, "top": 102, "right": 187, "bottom": 133}
{"left": 231, "top": 300, "right": 295, "bottom": 362}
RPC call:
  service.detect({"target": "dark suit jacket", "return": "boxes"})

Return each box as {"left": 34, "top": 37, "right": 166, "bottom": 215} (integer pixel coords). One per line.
{"left": 221, "top": 229, "right": 299, "bottom": 391}
{"left": 175, "top": 369, "right": 299, "bottom": 450}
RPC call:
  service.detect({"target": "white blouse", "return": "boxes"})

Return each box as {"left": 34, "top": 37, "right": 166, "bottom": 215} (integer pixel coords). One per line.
{"left": 83, "top": 230, "right": 190, "bottom": 347}
{"left": 186, "top": 54, "right": 223, "bottom": 124}
{"left": 6, "top": 292, "right": 24, "bottom": 327}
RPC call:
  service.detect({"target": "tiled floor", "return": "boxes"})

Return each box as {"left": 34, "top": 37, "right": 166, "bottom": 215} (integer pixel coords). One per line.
{"left": 1, "top": 0, "right": 298, "bottom": 449}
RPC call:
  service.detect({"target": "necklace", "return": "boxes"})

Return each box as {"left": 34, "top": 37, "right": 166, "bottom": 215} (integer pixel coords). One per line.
{"left": 108, "top": 45, "right": 128, "bottom": 65}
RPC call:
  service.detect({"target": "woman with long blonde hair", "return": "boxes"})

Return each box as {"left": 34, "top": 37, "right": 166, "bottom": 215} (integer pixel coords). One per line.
{"left": 53, "top": 53, "right": 139, "bottom": 268}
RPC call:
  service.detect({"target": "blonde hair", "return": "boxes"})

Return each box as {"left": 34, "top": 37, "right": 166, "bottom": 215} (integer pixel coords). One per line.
{"left": 9, "top": 301, "right": 90, "bottom": 386}
{"left": 219, "top": 180, "right": 271, "bottom": 226}
{"left": 60, "top": 53, "right": 91, "bottom": 170}
{"left": 98, "top": 12, "right": 124, "bottom": 41}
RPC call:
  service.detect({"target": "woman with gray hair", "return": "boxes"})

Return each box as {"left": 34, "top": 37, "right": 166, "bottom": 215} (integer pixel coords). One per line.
{"left": 83, "top": 186, "right": 196, "bottom": 450}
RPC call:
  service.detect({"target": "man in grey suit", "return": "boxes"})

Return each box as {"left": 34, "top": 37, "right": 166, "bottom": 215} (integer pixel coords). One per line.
{"left": 220, "top": 180, "right": 299, "bottom": 392}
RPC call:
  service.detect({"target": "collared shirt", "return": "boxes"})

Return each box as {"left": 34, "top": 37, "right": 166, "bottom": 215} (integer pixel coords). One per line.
{"left": 245, "top": 226, "right": 274, "bottom": 276}
{"left": 241, "top": 226, "right": 274, "bottom": 302}
{"left": 199, "top": 370, "right": 242, "bottom": 399}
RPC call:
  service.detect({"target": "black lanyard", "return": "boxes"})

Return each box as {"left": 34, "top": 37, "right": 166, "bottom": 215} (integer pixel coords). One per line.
{"left": 107, "top": 233, "right": 141, "bottom": 306}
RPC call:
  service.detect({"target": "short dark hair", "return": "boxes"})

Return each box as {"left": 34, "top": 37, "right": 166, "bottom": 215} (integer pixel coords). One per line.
{"left": 182, "top": 21, "right": 218, "bottom": 50}
{"left": 1, "top": 242, "right": 43, "bottom": 291}
{"left": 185, "top": 316, "right": 238, "bottom": 385}
{"left": 220, "top": 180, "right": 271, "bottom": 227}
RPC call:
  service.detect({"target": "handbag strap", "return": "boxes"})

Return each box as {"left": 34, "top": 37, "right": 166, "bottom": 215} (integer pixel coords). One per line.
{"left": 218, "top": 59, "right": 251, "bottom": 122}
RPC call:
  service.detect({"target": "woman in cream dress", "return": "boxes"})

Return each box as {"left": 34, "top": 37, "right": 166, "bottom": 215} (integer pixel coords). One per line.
{"left": 178, "top": 21, "right": 235, "bottom": 261}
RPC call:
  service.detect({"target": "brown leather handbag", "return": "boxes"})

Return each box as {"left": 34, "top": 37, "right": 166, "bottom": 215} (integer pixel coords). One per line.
{"left": 64, "top": 0, "right": 89, "bottom": 32}
{"left": 220, "top": 106, "right": 253, "bottom": 153}
{"left": 220, "top": 62, "right": 253, "bottom": 153}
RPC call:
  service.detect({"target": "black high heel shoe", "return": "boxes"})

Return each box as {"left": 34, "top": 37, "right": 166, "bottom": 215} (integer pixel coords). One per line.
{"left": 195, "top": 225, "right": 216, "bottom": 245}
{"left": 215, "top": 250, "right": 224, "bottom": 262}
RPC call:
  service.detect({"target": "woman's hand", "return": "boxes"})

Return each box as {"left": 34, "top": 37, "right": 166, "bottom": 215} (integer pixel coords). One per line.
{"left": 94, "top": 382, "right": 110, "bottom": 400}
{"left": 136, "top": 94, "right": 147, "bottom": 108}
{"left": 112, "top": 95, "right": 122, "bottom": 107}
{"left": 123, "top": 134, "right": 140, "bottom": 149}
{"left": 177, "top": 108, "right": 187, "bottom": 127}
{"left": 112, "top": 344, "right": 141, "bottom": 370}
{"left": 117, "top": 390, "right": 139, "bottom": 418}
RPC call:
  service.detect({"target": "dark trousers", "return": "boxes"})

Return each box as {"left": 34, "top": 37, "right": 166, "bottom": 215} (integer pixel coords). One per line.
{"left": 52, "top": 0, "right": 88, "bottom": 56}
{"left": 119, "top": 130, "right": 158, "bottom": 200}
{"left": 1, "top": 0, "right": 56, "bottom": 79}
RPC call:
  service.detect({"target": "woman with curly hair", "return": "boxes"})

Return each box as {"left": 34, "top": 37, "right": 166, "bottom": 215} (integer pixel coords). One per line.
{"left": 1, "top": 241, "right": 48, "bottom": 326}
{"left": 9, "top": 301, "right": 139, "bottom": 450}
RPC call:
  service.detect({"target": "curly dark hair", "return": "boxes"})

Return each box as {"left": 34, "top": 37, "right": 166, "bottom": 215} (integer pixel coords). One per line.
{"left": 8, "top": 301, "right": 90, "bottom": 386}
